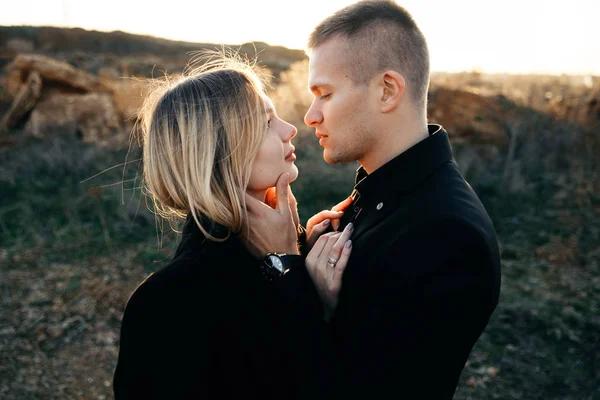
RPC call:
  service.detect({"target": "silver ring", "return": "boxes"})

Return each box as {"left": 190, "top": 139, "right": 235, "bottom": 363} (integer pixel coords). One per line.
{"left": 327, "top": 256, "right": 338, "bottom": 268}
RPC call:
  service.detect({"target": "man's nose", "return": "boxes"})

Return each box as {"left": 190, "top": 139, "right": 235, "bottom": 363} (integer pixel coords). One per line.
{"left": 304, "top": 103, "right": 323, "bottom": 127}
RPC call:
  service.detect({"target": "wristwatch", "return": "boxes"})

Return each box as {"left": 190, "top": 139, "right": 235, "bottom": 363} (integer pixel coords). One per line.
{"left": 260, "top": 253, "right": 303, "bottom": 282}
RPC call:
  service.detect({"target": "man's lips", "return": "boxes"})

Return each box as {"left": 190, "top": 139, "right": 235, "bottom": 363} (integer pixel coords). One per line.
{"left": 316, "top": 132, "right": 328, "bottom": 146}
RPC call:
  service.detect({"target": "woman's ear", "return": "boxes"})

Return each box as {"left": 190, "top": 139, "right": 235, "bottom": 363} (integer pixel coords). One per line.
{"left": 380, "top": 70, "right": 405, "bottom": 113}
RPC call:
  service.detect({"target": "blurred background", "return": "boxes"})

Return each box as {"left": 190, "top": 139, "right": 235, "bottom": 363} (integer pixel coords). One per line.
{"left": 0, "top": 1, "right": 598, "bottom": 399}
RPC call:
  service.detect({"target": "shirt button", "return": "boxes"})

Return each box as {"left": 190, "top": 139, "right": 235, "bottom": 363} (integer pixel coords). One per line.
{"left": 376, "top": 202, "right": 383, "bottom": 210}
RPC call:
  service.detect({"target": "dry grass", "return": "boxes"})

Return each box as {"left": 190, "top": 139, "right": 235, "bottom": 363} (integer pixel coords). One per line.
{"left": 1, "top": 63, "right": 599, "bottom": 399}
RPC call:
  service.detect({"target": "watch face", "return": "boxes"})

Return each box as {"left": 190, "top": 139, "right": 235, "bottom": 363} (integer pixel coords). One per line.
{"left": 260, "top": 253, "right": 298, "bottom": 282}
{"left": 261, "top": 254, "right": 285, "bottom": 282}
{"left": 268, "top": 255, "right": 285, "bottom": 273}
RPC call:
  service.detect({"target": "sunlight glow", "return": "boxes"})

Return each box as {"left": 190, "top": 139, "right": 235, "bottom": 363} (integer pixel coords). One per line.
{"left": 1, "top": 0, "right": 598, "bottom": 75}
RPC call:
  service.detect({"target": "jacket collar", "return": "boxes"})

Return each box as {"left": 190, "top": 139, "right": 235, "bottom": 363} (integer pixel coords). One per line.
{"left": 339, "top": 124, "right": 454, "bottom": 240}
{"left": 174, "top": 213, "right": 231, "bottom": 259}
{"left": 352, "top": 124, "right": 452, "bottom": 198}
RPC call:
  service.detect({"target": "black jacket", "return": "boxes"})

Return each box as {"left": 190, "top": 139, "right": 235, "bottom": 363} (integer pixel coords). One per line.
{"left": 327, "top": 125, "right": 502, "bottom": 399}
{"left": 113, "top": 217, "right": 322, "bottom": 399}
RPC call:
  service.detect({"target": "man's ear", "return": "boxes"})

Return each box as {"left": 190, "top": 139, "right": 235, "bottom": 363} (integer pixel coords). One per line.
{"left": 379, "top": 70, "right": 405, "bottom": 113}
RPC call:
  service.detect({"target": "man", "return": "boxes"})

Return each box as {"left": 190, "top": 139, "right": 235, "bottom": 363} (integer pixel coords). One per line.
{"left": 248, "top": 1, "right": 501, "bottom": 398}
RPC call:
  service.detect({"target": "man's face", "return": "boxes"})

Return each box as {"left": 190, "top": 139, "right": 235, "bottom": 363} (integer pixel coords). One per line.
{"left": 304, "top": 37, "right": 378, "bottom": 165}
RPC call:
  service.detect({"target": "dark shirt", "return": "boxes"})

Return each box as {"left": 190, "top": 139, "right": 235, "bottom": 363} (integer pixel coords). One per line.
{"left": 113, "top": 216, "right": 322, "bottom": 400}
{"left": 329, "top": 124, "right": 502, "bottom": 399}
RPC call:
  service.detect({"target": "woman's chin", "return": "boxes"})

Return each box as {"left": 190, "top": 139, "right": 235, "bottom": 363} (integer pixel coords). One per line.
{"left": 288, "top": 165, "right": 299, "bottom": 182}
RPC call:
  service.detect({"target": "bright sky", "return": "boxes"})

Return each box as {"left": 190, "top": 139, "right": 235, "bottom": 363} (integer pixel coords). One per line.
{"left": 1, "top": 0, "right": 598, "bottom": 75}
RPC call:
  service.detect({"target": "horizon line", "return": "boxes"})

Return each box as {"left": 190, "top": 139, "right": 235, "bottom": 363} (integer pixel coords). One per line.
{"left": 1, "top": 24, "right": 599, "bottom": 77}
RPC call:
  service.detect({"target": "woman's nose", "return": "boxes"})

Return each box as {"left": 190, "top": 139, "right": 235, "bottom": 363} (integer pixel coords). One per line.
{"left": 285, "top": 123, "right": 297, "bottom": 141}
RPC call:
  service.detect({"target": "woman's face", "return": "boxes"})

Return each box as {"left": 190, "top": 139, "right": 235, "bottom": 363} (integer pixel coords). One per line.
{"left": 248, "top": 98, "right": 299, "bottom": 195}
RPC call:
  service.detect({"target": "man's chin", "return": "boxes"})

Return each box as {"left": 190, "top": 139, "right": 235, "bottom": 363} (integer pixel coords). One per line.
{"left": 323, "top": 150, "right": 342, "bottom": 165}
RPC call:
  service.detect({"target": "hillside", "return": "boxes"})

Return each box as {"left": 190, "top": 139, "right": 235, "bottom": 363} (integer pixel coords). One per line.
{"left": 0, "top": 25, "right": 307, "bottom": 80}
{"left": 1, "top": 26, "right": 599, "bottom": 400}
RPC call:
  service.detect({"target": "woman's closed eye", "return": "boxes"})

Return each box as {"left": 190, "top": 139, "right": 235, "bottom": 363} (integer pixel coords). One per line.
{"left": 319, "top": 94, "right": 331, "bottom": 100}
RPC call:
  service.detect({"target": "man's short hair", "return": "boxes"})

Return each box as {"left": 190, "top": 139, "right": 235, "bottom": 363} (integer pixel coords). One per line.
{"left": 308, "top": 0, "right": 430, "bottom": 111}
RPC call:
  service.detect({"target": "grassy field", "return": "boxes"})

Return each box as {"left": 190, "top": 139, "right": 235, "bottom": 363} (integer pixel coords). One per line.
{"left": 1, "top": 68, "right": 599, "bottom": 399}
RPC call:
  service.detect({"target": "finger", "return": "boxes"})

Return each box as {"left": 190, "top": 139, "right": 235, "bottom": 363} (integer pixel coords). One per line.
{"left": 310, "top": 231, "right": 339, "bottom": 261}
{"left": 322, "top": 223, "right": 352, "bottom": 274}
{"left": 306, "top": 233, "right": 333, "bottom": 269}
{"left": 307, "top": 210, "right": 343, "bottom": 232}
{"left": 308, "top": 210, "right": 344, "bottom": 225}
{"left": 288, "top": 184, "right": 297, "bottom": 205}
{"left": 311, "top": 218, "right": 331, "bottom": 236}
{"left": 332, "top": 219, "right": 341, "bottom": 232}
{"left": 275, "top": 173, "right": 291, "bottom": 216}
{"left": 331, "top": 195, "right": 354, "bottom": 213}
{"left": 306, "top": 218, "right": 331, "bottom": 249}
{"left": 287, "top": 184, "right": 300, "bottom": 228}
{"left": 318, "top": 231, "right": 342, "bottom": 261}
{"left": 329, "top": 222, "right": 354, "bottom": 261}
{"left": 332, "top": 239, "right": 352, "bottom": 283}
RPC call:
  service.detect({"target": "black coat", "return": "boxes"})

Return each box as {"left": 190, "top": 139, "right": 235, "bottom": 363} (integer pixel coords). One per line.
{"left": 327, "top": 125, "right": 502, "bottom": 399}
{"left": 113, "top": 217, "right": 322, "bottom": 399}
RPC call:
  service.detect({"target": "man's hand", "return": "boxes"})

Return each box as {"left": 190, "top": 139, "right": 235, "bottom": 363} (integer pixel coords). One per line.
{"left": 245, "top": 173, "right": 299, "bottom": 258}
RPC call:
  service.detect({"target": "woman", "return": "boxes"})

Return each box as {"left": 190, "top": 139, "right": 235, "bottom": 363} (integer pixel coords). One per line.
{"left": 113, "top": 54, "right": 352, "bottom": 399}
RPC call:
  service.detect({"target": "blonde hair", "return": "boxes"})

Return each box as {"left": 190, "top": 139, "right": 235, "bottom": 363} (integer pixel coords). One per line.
{"left": 138, "top": 52, "right": 270, "bottom": 241}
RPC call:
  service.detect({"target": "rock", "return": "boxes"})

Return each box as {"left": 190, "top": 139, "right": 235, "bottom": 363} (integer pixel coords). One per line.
{"left": 4, "top": 69, "right": 26, "bottom": 98}
{"left": 428, "top": 87, "right": 519, "bottom": 146}
{"left": 108, "top": 79, "right": 146, "bottom": 123}
{"left": 97, "top": 67, "right": 120, "bottom": 81}
{"left": 0, "top": 71, "right": 42, "bottom": 132}
{"left": 23, "top": 92, "right": 121, "bottom": 142}
{"left": 4, "top": 38, "right": 35, "bottom": 53}
{"left": 5, "top": 54, "right": 113, "bottom": 95}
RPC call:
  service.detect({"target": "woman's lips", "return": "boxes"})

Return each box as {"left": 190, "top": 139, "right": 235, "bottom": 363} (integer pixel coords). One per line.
{"left": 285, "top": 147, "right": 296, "bottom": 161}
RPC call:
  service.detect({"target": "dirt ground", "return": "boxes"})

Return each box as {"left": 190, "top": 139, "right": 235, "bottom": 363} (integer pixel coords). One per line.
{"left": 2, "top": 248, "right": 148, "bottom": 400}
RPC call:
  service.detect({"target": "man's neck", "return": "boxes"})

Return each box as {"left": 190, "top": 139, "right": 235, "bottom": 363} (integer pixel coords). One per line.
{"left": 360, "top": 120, "right": 429, "bottom": 175}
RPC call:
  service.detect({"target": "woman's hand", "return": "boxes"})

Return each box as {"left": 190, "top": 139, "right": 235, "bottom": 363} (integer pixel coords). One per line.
{"left": 305, "top": 195, "right": 353, "bottom": 251}
{"left": 305, "top": 222, "right": 354, "bottom": 319}
{"left": 265, "top": 184, "right": 300, "bottom": 232}
{"left": 245, "top": 173, "right": 299, "bottom": 258}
